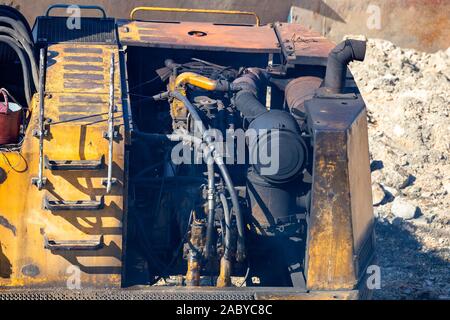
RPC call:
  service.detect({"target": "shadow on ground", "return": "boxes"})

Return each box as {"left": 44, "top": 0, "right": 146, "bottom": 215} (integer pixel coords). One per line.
{"left": 373, "top": 220, "right": 450, "bottom": 300}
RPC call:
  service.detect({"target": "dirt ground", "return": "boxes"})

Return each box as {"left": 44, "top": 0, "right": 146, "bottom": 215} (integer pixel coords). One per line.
{"left": 350, "top": 39, "right": 450, "bottom": 300}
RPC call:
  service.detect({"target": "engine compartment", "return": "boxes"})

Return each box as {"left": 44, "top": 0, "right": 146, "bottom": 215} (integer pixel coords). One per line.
{"left": 124, "top": 47, "right": 327, "bottom": 287}
{"left": 0, "top": 5, "right": 374, "bottom": 297}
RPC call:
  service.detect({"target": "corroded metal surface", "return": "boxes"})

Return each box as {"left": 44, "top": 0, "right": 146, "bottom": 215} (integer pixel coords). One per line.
{"left": 6, "top": 0, "right": 448, "bottom": 52}
{"left": 0, "top": 42, "right": 126, "bottom": 288}
{"left": 305, "top": 94, "right": 375, "bottom": 290}
{"left": 274, "top": 22, "right": 335, "bottom": 66}
{"left": 130, "top": 6, "right": 261, "bottom": 26}
{"left": 117, "top": 20, "right": 280, "bottom": 53}
{"left": 0, "top": 287, "right": 361, "bottom": 300}
{"left": 46, "top": 44, "right": 121, "bottom": 95}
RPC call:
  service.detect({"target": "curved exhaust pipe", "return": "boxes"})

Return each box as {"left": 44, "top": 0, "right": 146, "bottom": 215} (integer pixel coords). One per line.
{"left": 322, "top": 39, "right": 366, "bottom": 94}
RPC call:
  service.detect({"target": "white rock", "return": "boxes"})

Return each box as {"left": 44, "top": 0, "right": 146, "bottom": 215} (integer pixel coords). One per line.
{"left": 393, "top": 125, "right": 405, "bottom": 137}
{"left": 384, "top": 186, "right": 399, "bottom": 197}
{"left": 372, "top": 183, "right": 386, "bottom": 206}
{"left": 391, "top": 197, "right": 418, "bottom": 220}
{"left": 443, "top": 182, "right": 450, "bottom": 195}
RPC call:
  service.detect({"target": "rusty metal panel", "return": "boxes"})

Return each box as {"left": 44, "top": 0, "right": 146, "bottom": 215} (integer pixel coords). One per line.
{"left": 117, "top": 19, "right": 280, "bottom": 53}
{"left": 0, "top": 286, "right": 360, "bottom": 300}
{"left": 274, "top": 22, "right": 335, "bottom": 66}
{"left": 306, "top": 130, "right": 357, "bottom": 290}
{"left": 347, "top": 110, "right": 375, "bottom": 269}
{"left": 305, "top": 94, "right": 374, "bottom": 290}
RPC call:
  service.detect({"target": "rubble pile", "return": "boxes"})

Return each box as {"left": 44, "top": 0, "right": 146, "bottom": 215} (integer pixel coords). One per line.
{"left": 350, "top": 39, "right": 450, "bottom": 299}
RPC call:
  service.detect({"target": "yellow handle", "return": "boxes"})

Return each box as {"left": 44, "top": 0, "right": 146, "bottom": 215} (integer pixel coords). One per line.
{"left": 130, "top": 6, "right": 260, "bottom": 27}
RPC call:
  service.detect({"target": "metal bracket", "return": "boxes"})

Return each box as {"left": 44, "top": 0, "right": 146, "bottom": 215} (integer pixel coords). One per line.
{"left": 43, "top": 196, "right": 105, "bottom": 211}
{"left": 44, "top": 234, "right": 104, "bottom": 251}
{"left": 273, "top": 22, "right": 296, "bottom": 64}
{"left": 44, "top": 155, "right": 105, "bottom": 171}
{"left": 130, "top": 6, "right": 260, "bottom": 26}
{"left": 31, "top": 48, "right": 47, "bottom": 190}
{"left": 45, "top": 4, "right": 107, "bottom": 18}
{"left": 103, "top": 53, "right": 116, "bottom": 194}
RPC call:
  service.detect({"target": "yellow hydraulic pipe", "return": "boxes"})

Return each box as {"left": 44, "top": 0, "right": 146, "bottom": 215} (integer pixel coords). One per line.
{"left": 130, "top": 6, "right": 261, "bottom": 26}
{"left": 175, "top": 72, "right": 218, "bottom": 91}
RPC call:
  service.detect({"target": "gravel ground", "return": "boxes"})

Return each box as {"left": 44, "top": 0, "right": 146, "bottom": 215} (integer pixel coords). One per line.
{"left": 350, "top": 39, "right": 450, "bottom": 300}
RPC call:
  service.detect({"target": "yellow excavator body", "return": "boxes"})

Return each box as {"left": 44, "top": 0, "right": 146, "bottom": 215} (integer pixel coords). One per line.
{"left": 0, "top": 5, "right": 374, "bottom": 300}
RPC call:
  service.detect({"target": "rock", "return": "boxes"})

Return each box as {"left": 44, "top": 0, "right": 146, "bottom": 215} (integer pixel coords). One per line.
{"left": 372, "top": 183, "right": 386, "bottom": 206}
{"left": 370, "top": 160, "right": 384, "bottom": 171}
{"left": 349, "top": 39, "right": 449, "bottom": 299}
{"left": 391, "top": 198, "right": 418, "bottom": 220}
{"left": 443, "top": 182, "right": 450, "bottom": 195}
{"left": 384, "top": 186, "right": 399, "bottom": 197}
{"left": 383, "top": 170, "right": 413, "bottom": 189}
{"left": 371, "top": 169, "right": 383, "bottom": 183}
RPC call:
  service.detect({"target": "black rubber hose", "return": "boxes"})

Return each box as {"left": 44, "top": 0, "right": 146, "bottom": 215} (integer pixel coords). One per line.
{"left": 233, "top": 90, "right": 267, "bottom": 119}
{"left": 138, "top": 92, "right": 247, "bottom": 261}
{"left": 164, "top": 92, "right": 247, "bottom": 260}
{"left": 232, "top": 69, "right": 268, "bottom": 119}
{"left": 0, "top": 16, "right": 32, "bottom": 46}
{"left": 0, "top": 5, "right": 33, "bottom": 35}
{"left": 170, "top": 90, "right": 218, "bottom": 261}
{"left": 0, "top": 26, "right": 38, "bottom": 88}
{"left": 0, "top": 35, "right": 31, "bottom": 104}
{"left": 169, "top": 91, "right": 206, "bottom": 134}
{"left": 216, "top": 161, "right": 245, "bottom": 262}
{"left": 219, "top": 192, "right": 232, "bottom": 260}
{"left": 204, "top": 162, "right": 216, "bottom": 260}
{"left": 323, "top": 39, "right": 366, "bottom": 93}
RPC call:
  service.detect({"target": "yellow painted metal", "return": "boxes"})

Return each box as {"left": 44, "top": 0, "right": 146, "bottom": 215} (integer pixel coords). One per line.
{"left": 0, "top": 43, "right": 125, "bottom": 288}
{"left": 216, "top": 257, "right": 231, "bottom": 287}
{"left": 254, "top": 290, "right": 360, "bottom": 300}
{"left": 305, "top": 110, "right": 373, "bottom": 291}
{"left": 130, "top": 6, "right": 261, "bottom": 26}
{"left": 46, "top": 45, "right": 121, "bottom": 96}
{"left": 168, "top": 75, "right": 187, "bottom": 125}
{"left": 169, "top": 72, "right": 218, "bottom": 123}
{"left": 175, "top": 72, "right": 218, "bottom": 91}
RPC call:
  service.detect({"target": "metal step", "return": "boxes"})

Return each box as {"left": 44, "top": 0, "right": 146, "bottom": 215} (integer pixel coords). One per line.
{"left": 44, "top": 235, "right": 104, "bottom": 251}
{"left": 44, "top": 196, "right": 104, "bottom": 211}
{"left": 44, "top": 155, "right": 104, "bottom": 171}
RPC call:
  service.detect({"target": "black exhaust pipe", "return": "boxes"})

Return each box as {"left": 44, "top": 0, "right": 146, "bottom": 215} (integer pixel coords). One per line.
{"left": 322, "top": 39, "right": 366, "bottom": 94}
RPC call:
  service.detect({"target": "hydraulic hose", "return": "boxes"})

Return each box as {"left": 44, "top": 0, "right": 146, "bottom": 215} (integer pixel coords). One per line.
{"left": 219, "top": 192, "right": 232, "bottom": 260}
{"left": 0, "top": 16, "right": 33, "bottom": 46}
{"left": 138, "top": 91, "right": 247, "bottom": 260}
{"left": 215, "top": 159, "right": 245, "bottom": 262}
{"left": 0, "top": 35, "right": 31, "bottom": 104}
{"left": 0, "top": 26, "right": 38, "bottom": 89}
{"left": 170, "top": 91, "right": 206, "bottom": 135}
{"left": 138, "top": 94, "right": 247, "bottom": 262}
{"left": 204, "top": 155, "right": 216, "bottom": 260}
{"left": 170, "top": 92, "right": 218, "bottom": 261}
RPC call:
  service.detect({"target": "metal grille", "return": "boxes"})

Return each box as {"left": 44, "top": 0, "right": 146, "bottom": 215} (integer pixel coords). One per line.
{"left": 36, "top": 17, "right": 117, "bottom": 44}
{"left": 0, "top": 289, "right": 255, "bottom": 300}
